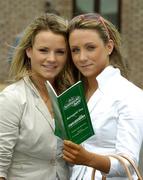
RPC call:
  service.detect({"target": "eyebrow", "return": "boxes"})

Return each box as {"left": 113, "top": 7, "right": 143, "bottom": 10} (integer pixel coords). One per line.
{"left": 70, "top": 42, "right": 95, "bottom": 47}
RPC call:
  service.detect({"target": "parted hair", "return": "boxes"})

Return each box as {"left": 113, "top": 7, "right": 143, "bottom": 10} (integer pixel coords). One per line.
{"left": 9, "top": 13, "right": 72, "bottom": 93}
{"left": 68, "top": 13, "right": 128, "bottom": 82}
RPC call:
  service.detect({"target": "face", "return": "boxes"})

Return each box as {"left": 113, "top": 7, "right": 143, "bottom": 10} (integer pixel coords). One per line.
{"left": 26, "top": 30, "right": 67, "bottom": 83}
{"left": 69, "top": 29, "right": 113, "bottom": 80}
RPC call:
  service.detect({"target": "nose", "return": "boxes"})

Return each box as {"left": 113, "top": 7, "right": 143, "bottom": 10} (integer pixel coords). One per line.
{"left": 46, "top": 52, "right": 56, "bottom": 62}
{"left": 79, "top": 50, "right": 87, "bottom": 62}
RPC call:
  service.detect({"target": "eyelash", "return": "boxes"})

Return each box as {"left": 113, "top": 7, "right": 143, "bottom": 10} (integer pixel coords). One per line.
{"left": 86, "top": 45, "right": 96, "bottom": 51}
{"left": 71, "top": 48, "right": 80, "bottom": 53}
{"left": 56, "top": 50, "right": 65, "bottom": 55}
{"left": 71, "top": 46, "right": 96, "bottom": 53}
{"left": 39, "top": 49, "right": 48, "bottom": 52}
{"left": 39, "top": 49, "right": 65, "bottom": 55}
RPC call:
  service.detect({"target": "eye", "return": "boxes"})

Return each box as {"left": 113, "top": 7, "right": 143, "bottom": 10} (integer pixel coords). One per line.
{"left": 86, "top": 45, "right": 96, "bottom": 51}
{"left": 39, "top": 48, "right": 49, "bottom": 53}
{"left": 71, "top": 47, "right": 80, "bottom": 54}
{"left": 55, "top": 49, "right": 66, "bottom": 55}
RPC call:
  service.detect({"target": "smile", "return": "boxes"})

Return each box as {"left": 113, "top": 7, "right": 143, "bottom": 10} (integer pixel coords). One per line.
{"left": 80, "top": 64, "right": 93, "bottom": 68}
{"left": 42, "top": 64, "right": 57, "bottom": 70}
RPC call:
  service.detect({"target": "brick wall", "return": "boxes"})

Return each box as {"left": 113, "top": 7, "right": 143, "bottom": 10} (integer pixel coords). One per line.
{"left": 0, "top": 0, "right": 143, "bottom": 89}
{"left": 0, "top": 0, "right": 72, "bottom": 82}
{"left": 121, "top": 0, "right": 143, "bottom": 88}
{"left": 120, "top": 1, "right": 143, "bottom": 174}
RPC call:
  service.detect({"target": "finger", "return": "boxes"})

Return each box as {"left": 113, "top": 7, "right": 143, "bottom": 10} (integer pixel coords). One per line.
{"left": 63, "top": 149, "right": 76, "bottom": 160}
{"left": 64, "top": 140, "right": 80, "bottom": 150}
{"left": 63, "top": 144, "right": 80, "bottom": 157}
{"left": 63, "top": 143, "right": 79, "bottom": 157}
{"left": 63, "top": 154, "right": 75, "bottom": 164}
{"left": 64, "top": 143, "right": 75, "bottom": 151}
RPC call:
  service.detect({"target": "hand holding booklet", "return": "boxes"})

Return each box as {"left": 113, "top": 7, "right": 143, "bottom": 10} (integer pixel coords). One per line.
{"left": 45, "top": 81, "right": 94, "bottom": 144}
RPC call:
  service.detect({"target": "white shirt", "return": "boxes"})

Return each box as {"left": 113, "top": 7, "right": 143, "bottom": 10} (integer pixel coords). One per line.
{"left": 70, "top": 66, "right": 143, "bottom": 179}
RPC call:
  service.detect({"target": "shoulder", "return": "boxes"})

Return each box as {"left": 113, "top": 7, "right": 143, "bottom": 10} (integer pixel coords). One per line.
{"left": 0, "top": 79, "right": 28, "bottom": 107}
{"left": 100, "top": 67, "right": 143, "bottom": 97}
{"left": 100, "top": 68, "right": 143, "bottom": 108}
{"left": 113, "top": 75, "right": 143, "bottom": 99}
{"left": 110, "top": 75, "right": 143, "bottom": 116}
{"left": 1, "top": 79, "right": 25, "bottom": 96}
{"left": 0, "top": 80, "right": 28, "bottom": 127}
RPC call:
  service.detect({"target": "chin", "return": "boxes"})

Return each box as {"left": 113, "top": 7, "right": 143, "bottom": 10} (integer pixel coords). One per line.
{"left": 43, "top": 75, "right": 54, "bottom": 81}
{"left": 82, "top": 72, "right": 93, "bottom": 77}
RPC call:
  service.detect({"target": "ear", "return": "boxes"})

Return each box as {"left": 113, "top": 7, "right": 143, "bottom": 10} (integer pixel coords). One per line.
{"left": 106, "top": 39, "right": 114, "bottom": 55}
{"left": 26, "top": 47, "right": 32, "bottom": 59}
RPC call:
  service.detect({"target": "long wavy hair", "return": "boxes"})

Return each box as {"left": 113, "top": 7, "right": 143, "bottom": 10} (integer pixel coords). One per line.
{"left": 9, "top": 13, "right": 73, "bottom": 94}
{"left": 68, "top": 13, "right": 128, "bottom": 85}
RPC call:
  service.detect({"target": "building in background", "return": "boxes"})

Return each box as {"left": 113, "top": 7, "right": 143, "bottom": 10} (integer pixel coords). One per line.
{"left": 1, "top": 0, "right": 143, "bottom": 88}
{"left": 73, "top": 0, "right": 121, "bottom": 30}
{"left": 0, "top": 0, "right": 72, "bottom": 83}
{"left": 73, "top": 0, "right": 143, "bottom": 90}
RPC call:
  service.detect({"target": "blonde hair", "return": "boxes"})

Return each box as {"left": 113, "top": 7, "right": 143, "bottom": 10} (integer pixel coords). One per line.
{"left": 68, "top": 13, "right": 128, "bottom": 82}
{"left": 9, "top": 13, "right": 72, "bottom": 93}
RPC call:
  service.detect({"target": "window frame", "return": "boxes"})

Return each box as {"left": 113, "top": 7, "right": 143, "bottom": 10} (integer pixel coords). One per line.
{"left": 72, "top": 0, "right": 122, "bottom": 31}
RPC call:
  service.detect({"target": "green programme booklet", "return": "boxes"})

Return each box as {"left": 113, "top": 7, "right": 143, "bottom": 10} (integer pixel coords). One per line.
{"left": 45, "top": 80, "right": 94, "bottom": 144}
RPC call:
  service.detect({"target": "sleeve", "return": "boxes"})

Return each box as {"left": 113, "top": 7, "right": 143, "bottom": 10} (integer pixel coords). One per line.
{"left": 107, "top": 92, "right": 143, "bottom": 177}
{"left": 0, "top": 91, "right": 21, "bottom": 178}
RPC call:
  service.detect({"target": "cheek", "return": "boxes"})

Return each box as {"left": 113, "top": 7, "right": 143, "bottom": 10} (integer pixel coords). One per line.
{"left": 96, "top": 48, "right": 108, "bottom": 61}
{"left": 30, "top": 57, "right": 39, "bottom": 66}
{"left": 96, "top": 53, "right": 109, "bottom": 69}
{"left": 59, "top": 57, "right": 67, "bottom": 67}
{"left": 30, "top": 55, "right": 43, "bottom": 69}
{"left": 71, "top": 54, "right": 78, "bottom": 64}
{"left": 72, "top": 59, "right": 78, "bottom": 68}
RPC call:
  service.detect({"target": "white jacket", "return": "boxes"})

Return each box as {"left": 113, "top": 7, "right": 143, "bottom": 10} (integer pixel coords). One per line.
{"left": 0, "top": 76, "right": 69, "bottom": 180}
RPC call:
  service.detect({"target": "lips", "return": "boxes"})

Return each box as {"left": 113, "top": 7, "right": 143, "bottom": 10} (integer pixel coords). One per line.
{"left": 80, "top": 64, "right": 93, "bottom": 68}
{"left": 42, "top": 64, "right": 57, "bottom": 70}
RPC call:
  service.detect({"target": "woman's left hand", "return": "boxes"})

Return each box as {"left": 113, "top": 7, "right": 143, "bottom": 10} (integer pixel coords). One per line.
{"left": 63, "top": 140, "right": 93, "bottom": 165}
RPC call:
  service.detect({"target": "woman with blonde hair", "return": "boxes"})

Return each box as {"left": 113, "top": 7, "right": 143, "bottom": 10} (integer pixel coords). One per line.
{"left": 63, "top": 13, "right": 143, "bottom": 179}
{"left": 0, "top": 13, "right": 72, "bottom": 180}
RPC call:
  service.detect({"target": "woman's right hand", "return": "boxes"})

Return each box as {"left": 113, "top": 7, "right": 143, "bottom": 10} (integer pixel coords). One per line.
{"left": 63, "top": 140, "right": 93, "bottom": 166}
{"left": 63, "top": 140, "right": 110, "bottom": 174}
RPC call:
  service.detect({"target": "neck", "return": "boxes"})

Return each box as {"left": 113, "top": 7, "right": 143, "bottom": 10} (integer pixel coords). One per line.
{"left": 87, "top": 76, "right": 98, "bottom": 90}
{"left": 86, "top": 77, "right": 98, "bottom": 101}
{"left": 30, "top": 76, "right": 54, "bottom": 118}
{"left": 30, "top": 76, "right": 49, "bottom": 98}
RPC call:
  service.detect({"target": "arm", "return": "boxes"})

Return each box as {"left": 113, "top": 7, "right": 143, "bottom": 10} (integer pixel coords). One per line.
{"left": 0, "top": 91, "right": 21, "bottom": 178}
{"left": 108, "top": 94, "right": 143, "bottom": 175}
{"left": 63, "top": 90, "right": 143, "bottom": 177}
{"left": 63, "top": 140, "right": 110, "bottom": 174}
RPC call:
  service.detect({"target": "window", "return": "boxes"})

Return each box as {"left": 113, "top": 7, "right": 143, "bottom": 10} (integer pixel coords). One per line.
{"left": 73, "top": 0, "right": 95, "bottom": 15}
{"left": 73, "top": 0, "right": 121, "bottom": 30}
